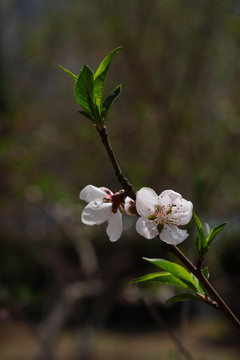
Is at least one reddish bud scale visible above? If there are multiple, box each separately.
[126,201,139,216]
[111,192,125,213]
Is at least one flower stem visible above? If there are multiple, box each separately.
[96,125,136,200]
[165,244,240,331]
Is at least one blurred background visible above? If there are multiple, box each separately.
[0,1,240,359]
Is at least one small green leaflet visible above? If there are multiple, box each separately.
[206,222,227,247]
[102,84,122,119]
[58,64,77,80]
[196,267,210,296]
[78,110,94,122]
[130,272,189,289]
[193,212,207,256]
[190,273,205,295]
[166,292,200,304]
[93,47,122,112]
[193,212,227,256]
[143,258,199,292]
[74,64,94,114]
[202,267,210,279]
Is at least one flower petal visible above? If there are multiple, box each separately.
[158,190,181,209]
[160,189,182,202]
[106,210,122,242]
[81,199,112,225]
[172,198,193,225]
[99,187,113,195]
[80,185,107,203]
[159,190,193,226]
[136,217,158,239]
[160,223,189,245]
[136,187,158,217]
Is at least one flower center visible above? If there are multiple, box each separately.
[148,203,176,226]
[103,190,125,214]
[111,193,123,212]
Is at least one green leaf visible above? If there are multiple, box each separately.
[191,273,205,295]
[58,64,77,80]
[93,47,122,112]
[130,272,189,289]
[166,292,200,304]
[196,235,202,256]
[74,64,94,114]
[202,267,210,279]
[195,267,210,296]
[102,84,122,119]
[206,222,227,247]
[78,110,95,122]
[143,258,199,292]
[190,266,210,298]
[193,212,207,255]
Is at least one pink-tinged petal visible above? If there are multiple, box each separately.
[136,217,158,239]
[99,187,113,195]
[136,187,158,217]
[106,210,122,242]
[80,185,107,203]
[160,224,189,245]
[81,199,112,225]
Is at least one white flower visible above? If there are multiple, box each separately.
[136,187,193,245]
[80,185,123,242]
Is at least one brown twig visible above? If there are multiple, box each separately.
[164,244,240,331]
[96,125,136,200]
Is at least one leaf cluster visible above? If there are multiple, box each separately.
[59,47,122,128]
[131,258,207,304]
[131,214,227,305]
[193,212,227,258]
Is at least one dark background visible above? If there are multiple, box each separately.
[0,1,240,359]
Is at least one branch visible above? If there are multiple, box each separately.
[164,244,240,331]
[96,125,136,200]
[95,122,240,332]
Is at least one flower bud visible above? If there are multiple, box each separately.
[124,197,139,216]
